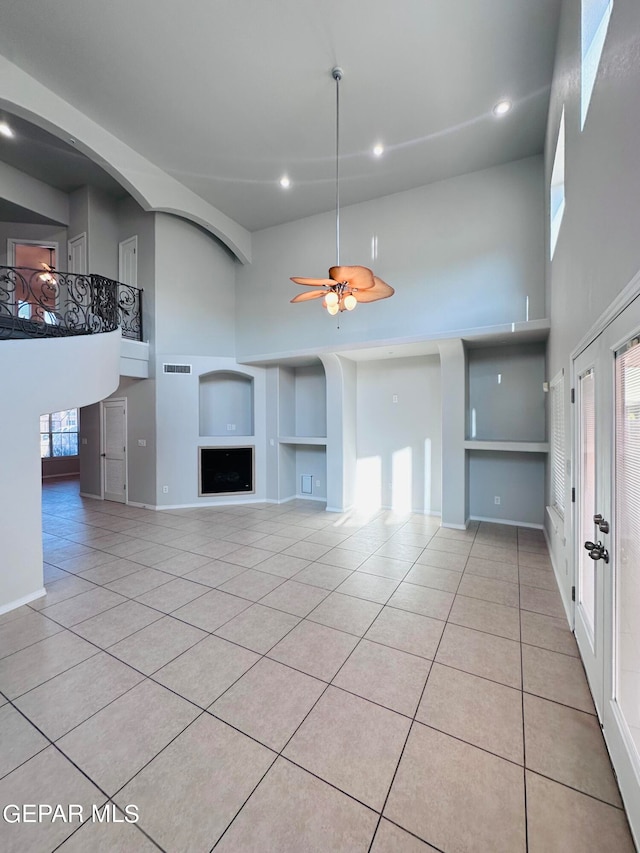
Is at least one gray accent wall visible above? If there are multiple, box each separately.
[468,451,545,525]
[87,187,119,279]
[467,344,546,441]
[79,402,101,497]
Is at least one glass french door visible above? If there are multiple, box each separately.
[573,294,640,833]
[574,348,605,716]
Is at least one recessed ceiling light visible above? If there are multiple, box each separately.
[0,122,14,138]
[279,175,291,189]
[373,143,384,157]
[493,100,512,117]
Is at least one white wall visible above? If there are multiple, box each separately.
[235,156,544,360]
[155,356,266,508]
[0,161,68,225]
[154,213,237,357]
[0,330,120,613]
[356,355,442,514]
[545,0,640,608]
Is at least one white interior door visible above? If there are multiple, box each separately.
[118,236,138,287]
[101,399,127,503]
[573,293,640,835]
[67,233,87,275]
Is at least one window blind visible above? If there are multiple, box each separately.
[615,338,640,749]
[550,372,565,516]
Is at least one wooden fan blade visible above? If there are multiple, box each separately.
[291,276,335,287]
[290,289,328,303]
[354,276,395,303]
[329,265,375,290]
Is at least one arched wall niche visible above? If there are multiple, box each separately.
[199,370,254,437]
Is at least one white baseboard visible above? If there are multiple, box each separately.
[442,521,468,530]
[0,587,46,616]
[150,496,268,511]
[42,472,80,480]
[469,515,544,529]
[544,525,574,627]
[80,492,102,501]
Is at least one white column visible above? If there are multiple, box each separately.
[438,339,467,528]
[320,353,356,512]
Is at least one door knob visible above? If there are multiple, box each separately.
[585,540,609,564]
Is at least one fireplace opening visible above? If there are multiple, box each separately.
[199,446,254,496]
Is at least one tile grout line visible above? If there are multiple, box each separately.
[518,527,531,853]
[365,520,480,851]
[31,488,587,850]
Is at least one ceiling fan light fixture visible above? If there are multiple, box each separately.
[289,67,394,316]
[343,294,357,311]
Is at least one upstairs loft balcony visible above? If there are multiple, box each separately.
[0,266,143,342]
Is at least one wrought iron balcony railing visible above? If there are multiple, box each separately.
[0,266,143,342]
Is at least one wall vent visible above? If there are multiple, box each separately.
[163,364,192,375]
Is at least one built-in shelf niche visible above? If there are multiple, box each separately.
[199,370,254,437]
[279,442,327,501]
[465,341,547,526]
[466,343,546,443]
[278,361,326,439]
[275,360,327,503]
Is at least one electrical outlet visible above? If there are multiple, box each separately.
[138,439,146,447]
[162,485,169,494]
[315,480,320,487]
[494,496,501,505]
[392,394,398,403]
[227,424,236,431]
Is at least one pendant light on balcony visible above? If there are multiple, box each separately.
[290,67,394,315]
[39,247,55,283]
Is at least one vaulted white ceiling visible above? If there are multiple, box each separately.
[0,0,561,232]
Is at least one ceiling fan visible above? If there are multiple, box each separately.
[290,68,394,316]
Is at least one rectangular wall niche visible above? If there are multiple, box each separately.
[199,446,254,495]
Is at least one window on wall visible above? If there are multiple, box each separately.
[549,108,566,260]
[581,0,613,129]
[550,371,566,516]
[40,409,79,458]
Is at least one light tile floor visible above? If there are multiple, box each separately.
[0,478,635,852]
